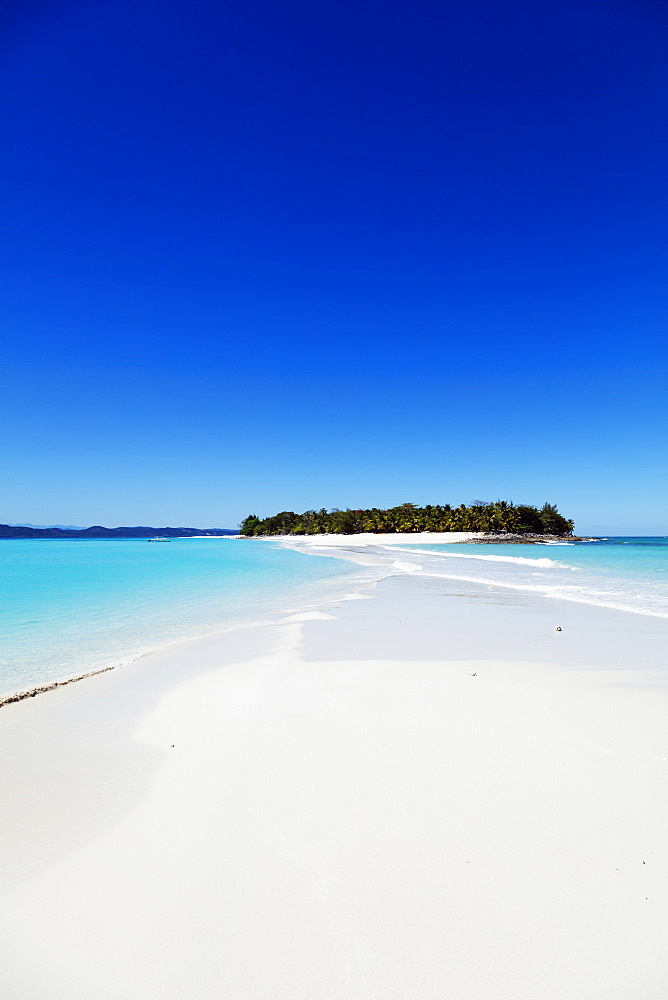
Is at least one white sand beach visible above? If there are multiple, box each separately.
[1,543,668,999]
[218,531,480,544]
[282,530,481,545]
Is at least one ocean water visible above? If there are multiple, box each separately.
[0,538,367,699]
[392,537,668,618]
[2,536,666,702]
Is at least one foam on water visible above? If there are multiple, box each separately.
[389,537,668,619]
[402,548,570,569]
[392,560,423,574]
[2,535,667,701]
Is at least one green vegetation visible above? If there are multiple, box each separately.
[240,501,574,536]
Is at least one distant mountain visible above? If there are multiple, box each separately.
[9,523,86,530]
[0,525,238,539]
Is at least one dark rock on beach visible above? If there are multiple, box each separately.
[462,533,597,544]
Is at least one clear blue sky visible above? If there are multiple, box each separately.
[1,0,666,534]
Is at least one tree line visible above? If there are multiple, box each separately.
[239,501,574,536]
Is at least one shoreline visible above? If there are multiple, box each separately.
[0,532,658,708]
[1,568,667,997]
[0,663,116,710]
[287,535,668,620]
[0,539,380,706]
[234,530,596,544]
[0,533,479,707]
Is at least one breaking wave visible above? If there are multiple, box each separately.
[378,540,668,619]
[401,548,574,570]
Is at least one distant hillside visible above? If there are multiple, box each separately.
[9,523,85,530]
[0,525,238,539]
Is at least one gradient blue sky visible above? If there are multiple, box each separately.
[1,0,666,533]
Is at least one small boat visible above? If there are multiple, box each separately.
[147,537,171,542]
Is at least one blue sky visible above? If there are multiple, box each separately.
[1,0,666,533]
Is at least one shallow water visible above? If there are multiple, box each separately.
[0,538,367,698]
[393,537,668,618]
[2,535,666,701]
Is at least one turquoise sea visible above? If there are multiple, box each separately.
[0,539,367,699]
[395,536,668,619]
[1,536,666,700]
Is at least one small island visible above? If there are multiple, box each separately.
[240,501,575,537]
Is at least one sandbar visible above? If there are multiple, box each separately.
[1,554,667,998]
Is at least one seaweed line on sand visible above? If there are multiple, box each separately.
[0,665,116,710]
